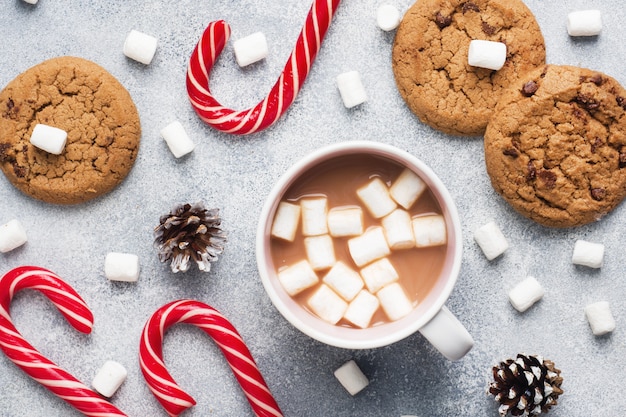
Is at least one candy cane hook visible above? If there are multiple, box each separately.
[186,0,342,135]
[139,299,283,417]
[0,266,127,417]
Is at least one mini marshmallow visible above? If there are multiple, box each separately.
[123,30,158,65]
[356,177,397,219]
[233,31,268,67]
[104,252,140,282]
[343,290,380,329]
[0,219,28,253]
[389,168,427,210]
[567,10,602,37]
[468,39,507,71]
[30,124,67,155]
[271,201,301,242]
[508,276,544,312]
[377,282,413,321]
[22,0,38,5]
[382,209,415,250]
[412,215,447,248]
[360,258,399,294]
[334,360,369,396]
[327,206,364,237]
[277,260,319,296]
[301,198,328,236]
[304,235,336,271]
[348,226,391,267]
[323,261,364,302]
[307,284,348,325]
[376,4,401,31]
[92,360,127,398]
[336,71,368,109]
[584,301,615,336]
[474,221,508,260]
[572,239,604,268]
[160,121,195,158]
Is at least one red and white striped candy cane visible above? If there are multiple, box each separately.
[186,0,342,134]
[0,266,127,417]
[139,299,283,417]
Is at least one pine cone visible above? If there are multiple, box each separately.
[488,354,563,417]
[154,202,226,273]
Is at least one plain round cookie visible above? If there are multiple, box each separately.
[392,0,546,136]
[0,56,140,204]
[484,65,626,228]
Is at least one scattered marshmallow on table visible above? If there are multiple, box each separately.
[0,219,28,253]
[390,168,427,210]
[412,215,446,248]
[160,120,195,158]
[307,284,348,325]
[233,32,268,67]
[271,201,301,242]
[584,301,615,336]
[567,10,602,36]
[348,226,391,267]
[104,252,140,282]
[304,235,336,271]
[336,71,368,109]
[572,239,604,268]
[360,258,399,294]
[343,290,380,329]
[357,177,397,218]
[300,197,328,236]
[277,260,319,296]
[508,276,544,312]
[92,360,128,398]
[468,39,507,71]
[21,0,38,5]
[323,261,364,302]
[30,124,67,155]
[327,206,364,237]
[333,360,369,396]
[377,282,413,321]
[123,29,158,65]
[382,209,415,250]
[376,4,401,31]
[474,221,508,260]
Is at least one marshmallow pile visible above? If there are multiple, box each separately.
[272,167,447,328]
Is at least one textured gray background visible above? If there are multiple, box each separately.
[0,0,624,416]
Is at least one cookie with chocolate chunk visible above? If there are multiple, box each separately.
[0,56,140,204]
[484,65,626,227]
[392,0,546,136]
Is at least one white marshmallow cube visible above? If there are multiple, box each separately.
[30,124,67,155]
[301,198,328,236]
[22,0,38,5]
[348,226,391,267]
[304,235,336,271]
[474,221,508,260]
[336,71,368,109]
[334,360,369,396]
[271,201,301,242]
[307,284,348,325]
[360,258,399,294]
[233,32,268,67]
[377,282,413,321]
[327,206,364,237]
[567,10,602,37]
[412,215,447,248]
[508,276,544,312]
[123,30,158,65]
[277,260,319,296]
[376,4,401,31]
[584,301,615,336]
[105,252,140,282]
[323,261,364,302]
[0,219,28,253]
[92,360,128,398]
[468,39,507,71]
[343,290,380,329]
[356,177,397,219]
[382,209,415,250]
[389,168,427,210]
[160,121,195,158]
[572,239,604,268]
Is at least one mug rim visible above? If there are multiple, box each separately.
[255,140,463,349]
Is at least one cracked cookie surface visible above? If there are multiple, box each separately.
[0,56,140,204]
[392,0,545,136]
[485,65,626,227]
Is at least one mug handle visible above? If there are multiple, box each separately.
[418,306,474,361]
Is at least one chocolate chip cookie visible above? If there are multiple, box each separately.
[0,56,141,204]
[392,0,546,136]
[484,65,626,227]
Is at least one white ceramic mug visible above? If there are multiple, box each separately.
[256,141,474,360]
